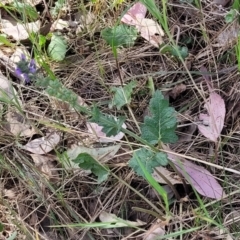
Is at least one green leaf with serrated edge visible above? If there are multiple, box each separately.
[48,33,67,61]
[129,148,168,177]
[73,153,109,183]
[141,90,178,144]
[90,106,126,137]
[101,25,137,48]
[110,81,137,110]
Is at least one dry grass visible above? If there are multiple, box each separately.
[0,0,240,239]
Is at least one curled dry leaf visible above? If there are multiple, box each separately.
[75,12,96,34]
[1,18,40,41]
[87,122,126,143]
[166,148,225,200]
[0,72,22,106]
[5,111,36,137]
[198,92,225,142]
[10,47,31,63]
[121,2,147,24]
[144,222,166,240]
[209,226,234,240]
[121,2,164,47]
[23,132,61,154]
[136,18,164,47]
[51,95,87,121]
[3,189,16,199]
[30,154,58,181]
[213,22,240,47]
[213,0,231,7]
[152,166,182,185]
[169,83,187,99]
[65,144,121,169]
[51,19,69,31]
[99,211,146,228]
[174,123,197,144]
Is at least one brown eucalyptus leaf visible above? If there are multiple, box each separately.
[121,2,164,47]
[87,122,126,143]
[166,149,225,200]
[198,92,225,142]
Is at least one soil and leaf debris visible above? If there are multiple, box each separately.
[0,0,240,239]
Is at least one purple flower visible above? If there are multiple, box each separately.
[29,59,37,74]
[23,73,30,83]
[20,54,26,61]
[15,67,22,77]
[15,55,38,84]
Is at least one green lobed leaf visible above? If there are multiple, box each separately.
[101,25,137,48]
[141,90,178,144]
[73,153,109,183]
[48,33,67,61]
[90,106,126,137]
[110,81,137,110]
[129,148,168,177]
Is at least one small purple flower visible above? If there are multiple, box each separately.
[15,67,22,77]
[15,54,38,84]
[23,73,30,83]
[29,59,37,74]
[20,54,26,61]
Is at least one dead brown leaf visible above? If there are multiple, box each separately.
[152,166,182,185]
[213,22,240,47]
[198,92,225,142]
[169,84,187,99]
[213,0,231,6]
[3,189,16,199]
[5,111,36,137]
[23,132,61,154]
[30,154,58,181]
[51,95,87,122]
[144,221,167,240]
[176,123,197,143]
[0,72,21,106]
[1,17,40,41]
[121,2,164,47]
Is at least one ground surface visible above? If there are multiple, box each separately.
[0,0,240,239]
